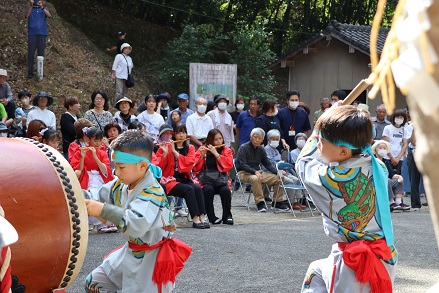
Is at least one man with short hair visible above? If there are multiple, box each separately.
[372,104,391,140]
[207,95,234,147]
[277,90,311,149]
[106,31,127,54]
[330,89,346,103]
[0,70,13,103]
[236,128,289,213]
[25,0,51,79]
[313,97,330,125]
[236,97,259,145]
[167,93,194,126]
[186,97,214,148]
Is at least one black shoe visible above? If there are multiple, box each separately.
[274,202,290,212]
[422,202,429,207]
[27,74,33,79]
[223,217,234,225]
[192,222,205,229]
[256,202,267,212]
[211,217,222,225]
[203,222,211,229]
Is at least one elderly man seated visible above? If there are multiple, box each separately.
[236,127,289,212]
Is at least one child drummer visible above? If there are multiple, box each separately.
[296,105,396,293]
[84,130,192,292]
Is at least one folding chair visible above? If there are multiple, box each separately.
[275,161,314,216]
[168,196,191,222]
[233,158,252,210]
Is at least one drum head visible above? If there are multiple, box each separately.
[0,138,88,292]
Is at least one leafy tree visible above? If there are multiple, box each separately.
[152,24,277,101]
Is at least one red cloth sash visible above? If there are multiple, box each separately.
[129,238,192,293]
[0,247,12,293]
[338,239,392,293]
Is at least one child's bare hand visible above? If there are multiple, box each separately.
[85,199,104,218]
[80,147,89,157]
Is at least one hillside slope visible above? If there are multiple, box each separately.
[0,0,177,117]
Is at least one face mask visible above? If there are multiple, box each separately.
[236,104,244,110]
[296,140,306,149]
[218,102,227,111]
[269,140,279,148]
[377,149,388,157]
[289,101,299,109]
[197,105,207,114]
[160,133,172,142]
[394,118,404,126]
[273,109,278,116]
[21,98,30,106]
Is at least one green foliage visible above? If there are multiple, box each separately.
[152,24,277,101]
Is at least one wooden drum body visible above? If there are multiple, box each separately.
[0,138,88,292]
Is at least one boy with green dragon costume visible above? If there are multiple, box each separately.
[296,106,396,293]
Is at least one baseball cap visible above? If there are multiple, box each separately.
[117,31,125,36]
[0,69,7,76]
[177,93,189,100]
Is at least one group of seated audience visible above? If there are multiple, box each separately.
[1,85,426,232]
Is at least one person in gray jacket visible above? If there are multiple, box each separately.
[236,127,289,213]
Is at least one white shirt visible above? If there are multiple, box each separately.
[137,111,164,140]
[207,109,234,147]
[27,107,56,129]
[112,54,133,79]
[186,112,214,139]
[382,124,411,159]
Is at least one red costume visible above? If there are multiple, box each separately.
[68,140,107,163]
[70,146,113,189]
[152,144,195,193]
[193,146,234,189]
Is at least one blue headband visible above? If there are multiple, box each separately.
[320,132,394,246]
[112,150,162,179]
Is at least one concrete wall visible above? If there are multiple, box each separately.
[287,38,407,119]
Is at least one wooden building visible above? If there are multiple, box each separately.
[271,20,407,116]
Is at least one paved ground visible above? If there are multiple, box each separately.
[68,192,438,292]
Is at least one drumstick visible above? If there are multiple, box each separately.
[341,79,371,105]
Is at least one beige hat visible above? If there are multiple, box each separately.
[371,139,391,155]
[0,69,7,76]
[115,97,133,110]
[120,43,132,51]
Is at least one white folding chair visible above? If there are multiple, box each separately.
[275,161,314,216]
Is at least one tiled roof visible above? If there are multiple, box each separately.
[324,20,389,55]
[271,20,390,68]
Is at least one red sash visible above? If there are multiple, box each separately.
[129,238,192,293]
[338,239,392,293]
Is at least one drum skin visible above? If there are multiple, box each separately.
[0,138,88,292]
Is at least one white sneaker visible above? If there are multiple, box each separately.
[175,209,188,217]
[98,225,118,233]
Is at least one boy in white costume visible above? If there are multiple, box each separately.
[84,130,192,293]
[296,106,397,293]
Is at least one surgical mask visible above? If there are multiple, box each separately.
[394,118,404,126]
[218,102,227,111]
[296,140,306,149]
[236,104,244,110]
[289,101,299,109]
[273,109,278,116]
[21,98,30,106]
[377,149,388,157]
[269,140,279,148]
[197,105,207,114]
[160,133,172,142]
